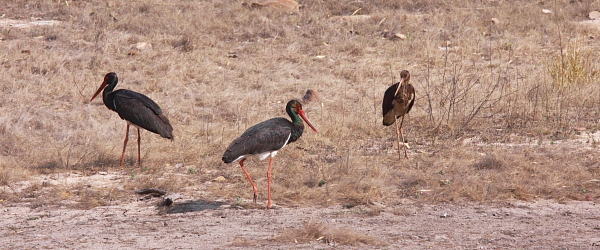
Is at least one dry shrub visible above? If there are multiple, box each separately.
[0,164,27,188]
[279,220,381,246]
[473,155,505,171]
[124,174,185,193]
[547,41,599,90]
[69,184,111,209]
[15,181,123,209]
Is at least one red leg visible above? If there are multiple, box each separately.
[398,115,409,159]
[137,127,141,165]
[239,159,258,204]
[394,116,403,160]
[120,124,130,167]
[267,157,273,209]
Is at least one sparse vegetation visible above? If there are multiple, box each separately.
[279,220,381,246]
[0,0,599,223]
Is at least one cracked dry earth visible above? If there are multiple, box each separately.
[2,197,600,249]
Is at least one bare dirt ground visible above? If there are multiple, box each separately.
[2,191,600,249]
[3,126,600,249]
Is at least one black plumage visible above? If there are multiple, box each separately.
[222,100,318,209]
[222,117,302,163]
[106,89,173,139]
[90,72,173,166]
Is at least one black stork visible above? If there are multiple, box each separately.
[222,100,318,209]
[382,70,415,159]
[90,72,174,167]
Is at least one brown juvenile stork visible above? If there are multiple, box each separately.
[90,72,174,166]
[382,70,415,159]
[222,100,318,209]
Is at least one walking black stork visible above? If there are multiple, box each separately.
[90,72,174,167]
[382,70,415,159]
[222,100,318,209]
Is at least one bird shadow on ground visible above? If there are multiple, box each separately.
[165,200,227,214]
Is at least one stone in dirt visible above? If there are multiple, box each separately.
[242,0,301,14]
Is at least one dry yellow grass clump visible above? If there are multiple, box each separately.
[1,0,600,210]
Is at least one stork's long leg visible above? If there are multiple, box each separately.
[398,115,409,159]
[137,128,141,165]
[267,157,273,209]
[394,116,403,160]
[239,159,258,203]
[120,124,130,167]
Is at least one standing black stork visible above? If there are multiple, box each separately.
[222,100,318,209]
[90,72,174,167]
[382,70,415,159]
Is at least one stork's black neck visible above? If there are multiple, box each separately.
[103,78,118,96]
[102,77,119,110]
[286,106,302,126]
[285,100,305,143]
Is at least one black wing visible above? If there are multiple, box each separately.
[222,118,293,163]
[382,82,399,117]
[111,89,174,139]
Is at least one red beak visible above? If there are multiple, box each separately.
[90,80,108,102]
[298,109,318,133]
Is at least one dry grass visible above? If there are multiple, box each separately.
[1,0,600,213]
[278,220,382,246]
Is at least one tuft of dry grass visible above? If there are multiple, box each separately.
[278,220,382,246]
[547,40,599,90]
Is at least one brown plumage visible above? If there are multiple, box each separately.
[302,89,320,104]
[382,70,415,159]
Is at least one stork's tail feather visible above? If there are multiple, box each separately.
[155,114,174,140]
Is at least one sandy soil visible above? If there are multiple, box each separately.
[2,196,600,249]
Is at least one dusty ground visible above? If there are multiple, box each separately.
[2,126,600,249]
[2,193,600,249]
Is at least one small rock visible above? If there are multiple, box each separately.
[435,235,449,240]
[394,33,407,40]
[542,9,552,14]
[98,171,108,175]
[243,0,301,14]
[135,42,152,50]
[46,180,61,186]
[381,30,406,40]
[160,193,181,207]
[491,18,500,24]
[440,213,451,218]
[213,176,227,182]
[174,163,184,168]
[590,11,600,20]
[329,15,372,23]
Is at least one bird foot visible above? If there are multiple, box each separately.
[266,203,280,209]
